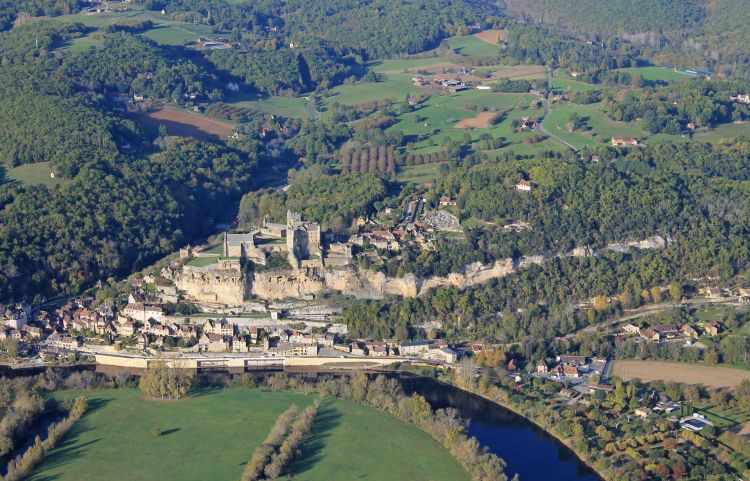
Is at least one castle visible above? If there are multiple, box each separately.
[222,211,349,270]
[285,211,323,268]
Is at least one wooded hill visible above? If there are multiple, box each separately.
[500,0,750,80]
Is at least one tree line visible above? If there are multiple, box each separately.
[262,373,510,481]
[138,362,195,399]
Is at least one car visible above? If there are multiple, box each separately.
[339,355,346,359]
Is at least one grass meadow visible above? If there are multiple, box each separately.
[28,388,470,481]
[5,162,68,188]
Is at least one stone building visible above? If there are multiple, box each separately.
[286,211,323,269]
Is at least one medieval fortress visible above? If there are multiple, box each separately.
[223,211,352,269]
[173,205,670,307]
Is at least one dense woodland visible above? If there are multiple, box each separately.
[606,79,750,133]
[0,22,264,302]
[340,138,750,345]
[238,166,385,232]
[501,0,750,81]
[0,0,84,30]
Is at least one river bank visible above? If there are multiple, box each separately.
[390,370,605,481]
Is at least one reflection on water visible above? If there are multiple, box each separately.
[399,376,602,481]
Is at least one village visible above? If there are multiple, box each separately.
[0,291,463,368]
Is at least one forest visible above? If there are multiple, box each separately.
[238,166,386,232]
[0,22,267,302]
[606,79,750,133]
[500,0,750,81]
[0,138,260,301]
[0,0,84,31]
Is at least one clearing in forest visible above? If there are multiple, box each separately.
[473,29,506,45]
[137,106,235,140]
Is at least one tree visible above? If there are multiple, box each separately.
[669,283,682,302]
[650,286,662,303]
[593,295,608,312]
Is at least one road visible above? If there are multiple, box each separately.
[559,296,742,341]
[538,69,579,152]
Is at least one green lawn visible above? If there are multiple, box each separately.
[693,122,750,143]
[691,303,747,322]
[322,75,420,109]
[29,388,470,481]
[695,404,750,428]
[186,256,220,267]
[552,77,597,92]
[545,102,649,149]
[445,35,501,58]
[56,34,104,52]
[369,58,452,74]
[399,162,447,184]
[200,244,224,255]
[6,162,68,188]
[47,7,219,46]
[290,397,469,481]
[388,90,541,151]
[615,66,692,84]
[224,92,310,118]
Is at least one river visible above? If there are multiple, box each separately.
[0,365,601,480]
[398,375,601,481]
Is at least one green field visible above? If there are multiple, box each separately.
[545,102,649,149]
[399,162,448,184]
[615,66,692,84]
[445,35,501,58]
[694,122,750,143]
[225,92,310,118]
[695,404,750,428]
[29,388,469,481]
[56,34,104,52]
[323,75,420,109]
[5,162,68,188]
[552,77,597,92]
[200,244,224,255]
[389,90,543,150]
[48,7,219,47]
[369,58,452,74]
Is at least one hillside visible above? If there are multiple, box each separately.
[500,0,750,79]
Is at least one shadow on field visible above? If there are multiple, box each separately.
[24,398,112,479]
[286,403,342,476]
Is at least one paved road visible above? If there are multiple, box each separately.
[538,69,579,152]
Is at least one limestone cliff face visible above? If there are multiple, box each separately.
[176,236,669,305]
[175,266,245,305]
[250,270,327,300]
[247,259,515,301]
[417,259,515,294]
[249,267,418,300]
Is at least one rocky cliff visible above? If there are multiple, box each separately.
[175,265,246,305]
[175,235,670,305]
[249,258,516,301]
